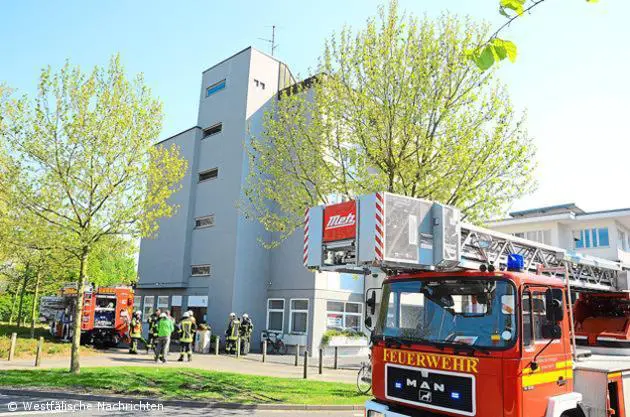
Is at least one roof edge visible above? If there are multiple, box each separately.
[154,126,202,146]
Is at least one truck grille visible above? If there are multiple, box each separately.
[385,364,475,416]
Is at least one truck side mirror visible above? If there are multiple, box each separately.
[366,290,377,316]
[364,316,373,329]
[545,288,564,323]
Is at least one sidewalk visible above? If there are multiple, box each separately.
[0,348,359,384]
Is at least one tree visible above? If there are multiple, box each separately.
[0,55,188,373]
[470,0,599,70]
[243,2,536,246]
[85,236,137,287]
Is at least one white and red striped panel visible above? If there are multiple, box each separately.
[375,192,384,260]
[303,207,310,266]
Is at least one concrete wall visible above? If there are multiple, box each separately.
[137,127,201,289]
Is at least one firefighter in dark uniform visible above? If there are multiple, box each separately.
[129,311,145,354]
[177,311,197,362]
[225,312,240,354]
[239,313,254,355]
[147,308,161,353]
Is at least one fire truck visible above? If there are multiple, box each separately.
[40,284,134,347]
[304,192,630,417]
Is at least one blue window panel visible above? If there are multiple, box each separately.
[206,80,226,97]
[584,229,591,248]
[598,228,609,247]
[576,230,584,249]
[592,229,598,247]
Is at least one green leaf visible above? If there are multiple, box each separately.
[472,45,495,71]
[498,7,511,18]
[500,0,526,15]
[501,39,517,63]
[490,38,517,63]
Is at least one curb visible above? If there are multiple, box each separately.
[0,388,366,411]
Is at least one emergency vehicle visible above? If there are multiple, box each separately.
[40,284,134,347]
[304,192,630,417]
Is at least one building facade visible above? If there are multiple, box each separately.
[486,203,630,263]
[137,47,374,355]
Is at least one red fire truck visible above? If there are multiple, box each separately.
[41,284,134,347]
[304,192,630,417]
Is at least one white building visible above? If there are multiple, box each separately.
[486,203,630,264]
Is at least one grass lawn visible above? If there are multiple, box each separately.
[0,367,370,405]
[0,323,98,359]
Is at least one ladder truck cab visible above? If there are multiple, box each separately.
[304,193,630,417]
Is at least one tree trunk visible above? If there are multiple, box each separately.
[30,271,41,339]
[70,249,89,375]
[8,285,18,325]
[16,267,30,328]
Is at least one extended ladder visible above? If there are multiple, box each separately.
[459,224,623,291]
[304,192,628,292]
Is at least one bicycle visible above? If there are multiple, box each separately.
[260,330,288,355]
[357,353,372,394]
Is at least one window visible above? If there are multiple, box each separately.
[157,296,169,311]
[191,264,211,276]
[133,296,142,311]
[326,301,363,332]
[206,79,226,97]
[522,292,533,346]
[198,168,218,182]
[618,229,628,251]
[522,290,553,345]
[575,228,610,248]
[203,123,222,138]
[513,231,551,244]
[290,299,309,334]
[195,214,215,229]
[142,296,155,322]
[266,299,284,332]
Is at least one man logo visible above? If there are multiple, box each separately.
[419,390,432,403]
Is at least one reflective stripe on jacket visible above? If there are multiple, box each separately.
[179,318,196,343]
[130,317,142,338]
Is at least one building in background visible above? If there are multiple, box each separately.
[486,203,630,263]
[137,47,375,356]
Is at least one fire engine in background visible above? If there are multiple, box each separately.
[39,284,134,347]
[304,192,630,417]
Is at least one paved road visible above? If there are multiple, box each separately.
[0,394,362,417]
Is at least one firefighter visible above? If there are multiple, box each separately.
[187,310,197,326]
[147,308,161,353]
[225,313,240,354]
[154,312,174,363]
[177,311,197,362]
[239,313,254,355]
[128,311,145,354]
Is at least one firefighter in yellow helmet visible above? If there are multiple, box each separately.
[129,311,145,354]
[225,312,240,354]
[177,311,197,362]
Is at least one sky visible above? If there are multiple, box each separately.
[1,0,628,214]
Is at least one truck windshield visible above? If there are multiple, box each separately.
[374,278,517,349]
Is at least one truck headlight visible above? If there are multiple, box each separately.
[367,411,385,417]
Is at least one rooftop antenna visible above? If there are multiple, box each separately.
[258,25,279,56]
